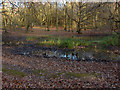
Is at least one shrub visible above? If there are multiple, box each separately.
[100,35,120,47]
[59,39,75,49]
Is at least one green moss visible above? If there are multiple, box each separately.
[2,68,26,77]
[26,36,38,41]
[50,74,58,79]
[48,72,64,79]
[57,72,63,75]
[66,72,99,78]
[32,69,46,76]
[33,71,42,76]
[41,69,46,73]
[33,70,40,74]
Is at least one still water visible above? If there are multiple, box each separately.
[19,47,120,62]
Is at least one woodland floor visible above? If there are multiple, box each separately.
[2,28,120,88]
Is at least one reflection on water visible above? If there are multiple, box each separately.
[20,47,120,62]
[59,53,78,60]
[55,50,119,61]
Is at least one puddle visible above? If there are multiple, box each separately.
[44,48,120,62]
[13,45,120,62]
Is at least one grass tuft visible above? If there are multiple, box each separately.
[2,68,26,77]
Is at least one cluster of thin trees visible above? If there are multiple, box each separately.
[2,1,120,34]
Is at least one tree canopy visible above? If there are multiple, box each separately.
[1,1,120,33]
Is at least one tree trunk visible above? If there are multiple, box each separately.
[77,21,82,34]
[64,3,67,31]
[118,2,120,32]
[50,3,52,27]
[26,24,30,33]
[56,2,58,31]
[71,2,73,32]
[47,3,50,31]
[77,2,82,34]
[2,1,7,32]
[68,18,70,32]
